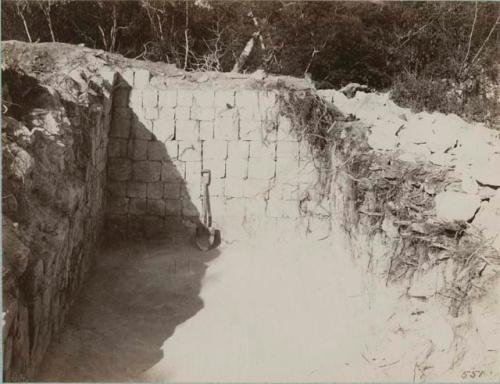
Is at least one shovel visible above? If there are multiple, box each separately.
[195,169,221,251]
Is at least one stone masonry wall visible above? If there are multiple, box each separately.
[105,69,325,238]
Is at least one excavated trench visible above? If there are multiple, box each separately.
[3,42,500,382]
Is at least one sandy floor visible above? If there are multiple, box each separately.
[36,235,499,382]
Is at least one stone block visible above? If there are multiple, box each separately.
[165,199,182,216]
[247,158,275,179]
[277,141,299,159]
[225,158,248,179]
[110,117,130,138]
[133,161,161,182]
[228,141,249,159]
[159,90,177,107]
[142,89,158,108]
[244,198,267,218]
[185,161,202,185]
[276,158,299,182]
[106,214,128,232]
[161,161,185,181]
[165,141,178,159]
[127,182,147,198]
[150,75,168,90]
[106,197,129,215]
[184,182,202,200]
[215,89,235,107]
[191,106,215,121]
[148,141,168,161]
[176,120,199,141]
[177,90,193,107]
[216,106,238,119]
[107,181,127,197]
[108,138,128,158]
[178,141,201,162]
[203,140,227,160]
[129,197,148,215]
[182,198,200,218]
[239,107,260,120]
[239,120,262,140]
[164,183,181,199]
[153,118,175,142]
[175,106,191,120]
[144,107,159,120]
[244,178,271,199]
[199,121,214,140]
[259,91,278,114]
[147,182,164,199]
[129,89,142,108]
[113,107,132,120]
[159,107,176,121]
[144,215,165,237]
[128,139,148,160]
[108,158,132,181]
[281,182,299,200]
[262,120,278,142]
[214,117,238,140]
[131,118,153,140]
[225,178,245,198]
[121,68,134,85]
[193,89,215,107]
[249,141,276,160]
[299,140,310,161]
[203,159,226,179]
[134,69,150,89]
[128,214,145,234]
[225,197,246,216]
[114,87,129,107]
[147,199,166,216]
[208,178,225,197]
[235,90,259,107]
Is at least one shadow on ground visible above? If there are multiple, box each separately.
[35,238,220,382]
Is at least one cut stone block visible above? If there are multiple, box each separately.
[239,120,262,140]
[175,106,190,121]
[165,141,178,159]
[129,89,142,108]
[216,106,238,119]
[214,117,238,140]
[208,178,225,197]
[244,198,267,218]
[228,141,249,159]
[108,158,132,181]
[110,117,130,138]
[113,107,132,120]
[127,182,147,198]
[114,87,129,107]
[238,107,260,120]
[121,68,134,85]
[129,197,148,215]
[215,89,235,107]
[131,118,153,140]
[262,120,278,142]
[150,75,168,90]
[159,90,177,107]
[277,141,299,159]
[185,161,202,185]
[164,183,181,199]
[247,158,275,179]
[191,106,215,121]
[277,115,298,141]
[133,161,161,182]
[193,89,215,107]
[225,197,246,216]
[203,140,227,160]
[107,196,130,215]
[165,199,182,216]
[177,90,193,107]
[153,118,175,142]
[142,89,158,107]
[108,138,128,158]
[147,199,166,216]
[225,178,245,198]
[144,107,159,120]
[134,69,150,89]
[178,141,201,162]
[235,90,259,107]
[203,159,226,179]
[225,158,248,179]
[159,107,175,121]
[128,139,148,160]
[199,121,214,140]
[176,120,199,141]
[161,161,185,181]
[144,215,165,237]
[147,141,168,161]
[107,181,127,197]
[298,160,317,184]
[147,182,164,199]
[244,178,271,199]
[249,141,276,160]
